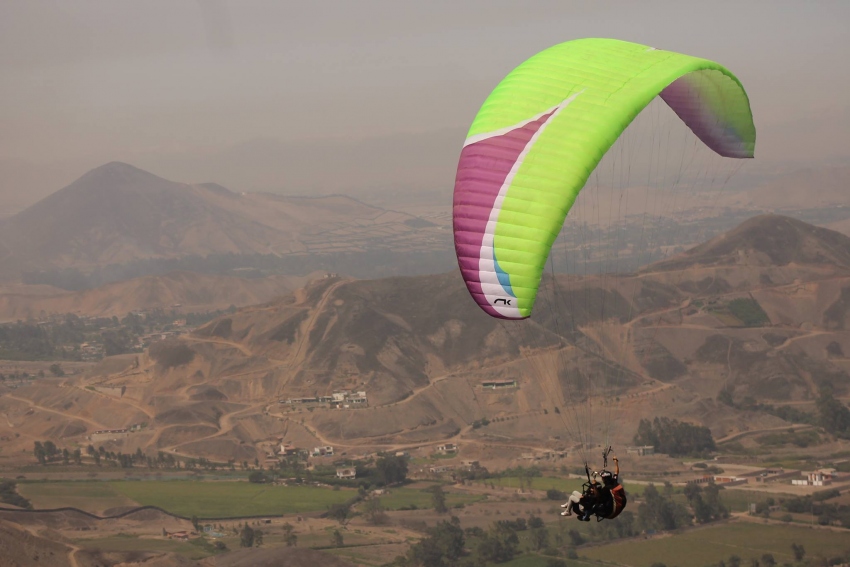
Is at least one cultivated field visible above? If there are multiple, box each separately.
[17,481,139,515]
[582,522,849,566]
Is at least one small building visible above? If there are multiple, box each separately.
[436,443,458,454]
[336,467,356,479]
[461,460,480,470]
[626,445,655,456]
[311,446,334,457]
[792,471,833,486]
[481,380,517,389]
[714,475,747,485]
[280,443,299,456]
[165,530,189,541]
[89,429,130,443]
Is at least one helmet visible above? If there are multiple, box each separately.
[600,471,614,482]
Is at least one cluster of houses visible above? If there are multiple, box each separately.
[791,469,839,487]
[626,445,655,456]
[75,342,104,359]
[88,423,144,444]
[520,450,566,461]
[281,390,368,409]
[136,328,186,349]
[686,466,846,488]
[428,460,480,474]
[263,440,338,465]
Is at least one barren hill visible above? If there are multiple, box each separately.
[2,215,850,464]
[0,162,446,281]
[0,270,323,321]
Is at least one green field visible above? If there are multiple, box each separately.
[481,476,655,498]
[110,481,355,518]
[717,489,777,513]
[378,487,485,511]
[481,476,585,493]
[501,555,597,567]
[18,480,486,519]
[582,521,849,566]
[18,481,138,514]
[75,534,213,560]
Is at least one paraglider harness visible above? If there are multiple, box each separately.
[580,447,627,521]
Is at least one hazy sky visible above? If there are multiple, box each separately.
[2,1,849,210]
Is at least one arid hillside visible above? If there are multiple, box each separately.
[2,215,849,465]
[0,270,323,321]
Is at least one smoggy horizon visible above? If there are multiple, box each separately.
[2,1,848,211]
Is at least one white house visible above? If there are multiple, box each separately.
[336,467,356,479]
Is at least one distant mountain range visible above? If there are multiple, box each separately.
[3,161,849,290]
[0,162,454,286]
[3,214,848,464]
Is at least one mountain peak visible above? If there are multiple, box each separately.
[75,162,172,187]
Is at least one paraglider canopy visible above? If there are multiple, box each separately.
[453,38,756,320]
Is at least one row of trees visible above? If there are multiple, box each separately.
[32,441,255,471]
[701,541,809,567]
[633,417,716,457]
[33,441,82,466]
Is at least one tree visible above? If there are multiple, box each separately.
[332,529,344,547]
[816,388,850,438]
[478,522,519,564]
[546,488,567,501]
[248,471,267,483]
[633,417,715,457]
[48,363,65,377]
[254,529,264,547]
[530,527,548,551]
[637,483,692,532]
[327,503,351,526]
[33,442,46,465]
[568,529,585,546]
[527,515,544,529]
[376,455,408,485]
[430,485,448,514]
[790,543,805,561]
[282,522,297,546]
[409,518,465,567]
[240,524,254,548]
[72,448,82,465]
[44,441,57,459]
[363,497,389,525]
[191,516,200,532]
[727,555,741,567]
[760,553,775,567]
